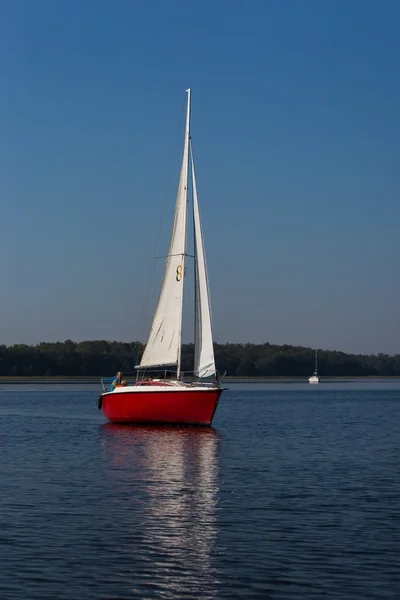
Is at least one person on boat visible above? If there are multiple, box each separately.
[111,371,122,391]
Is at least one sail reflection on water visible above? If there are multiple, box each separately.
[99,425,220,595]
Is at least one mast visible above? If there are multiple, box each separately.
[315,349,318,375]
[177,88,191,380]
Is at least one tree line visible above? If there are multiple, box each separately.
[0,340,399,377]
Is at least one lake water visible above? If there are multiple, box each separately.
[0,381,399,599]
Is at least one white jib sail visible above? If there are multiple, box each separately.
[191,143,216,378]
[139,90,191,370]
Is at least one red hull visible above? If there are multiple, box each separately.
[100,388,223,426]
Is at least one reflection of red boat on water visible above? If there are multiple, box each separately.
[100,421,219,453]
[99,423,220,593]
[99,422,219,470]
[98,89,225,426]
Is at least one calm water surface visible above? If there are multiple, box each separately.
[0,382,399,599]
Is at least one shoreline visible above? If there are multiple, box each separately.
[0,375,399,385]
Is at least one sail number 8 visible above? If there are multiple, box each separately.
[176,265,183,281]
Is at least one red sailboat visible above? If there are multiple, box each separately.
[99,89,224,425]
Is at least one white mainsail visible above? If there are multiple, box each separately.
[191,144,216,378]
[138,89,191,371]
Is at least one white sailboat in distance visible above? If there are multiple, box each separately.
[309,349,320,384]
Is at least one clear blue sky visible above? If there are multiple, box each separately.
[1,0,399,354]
